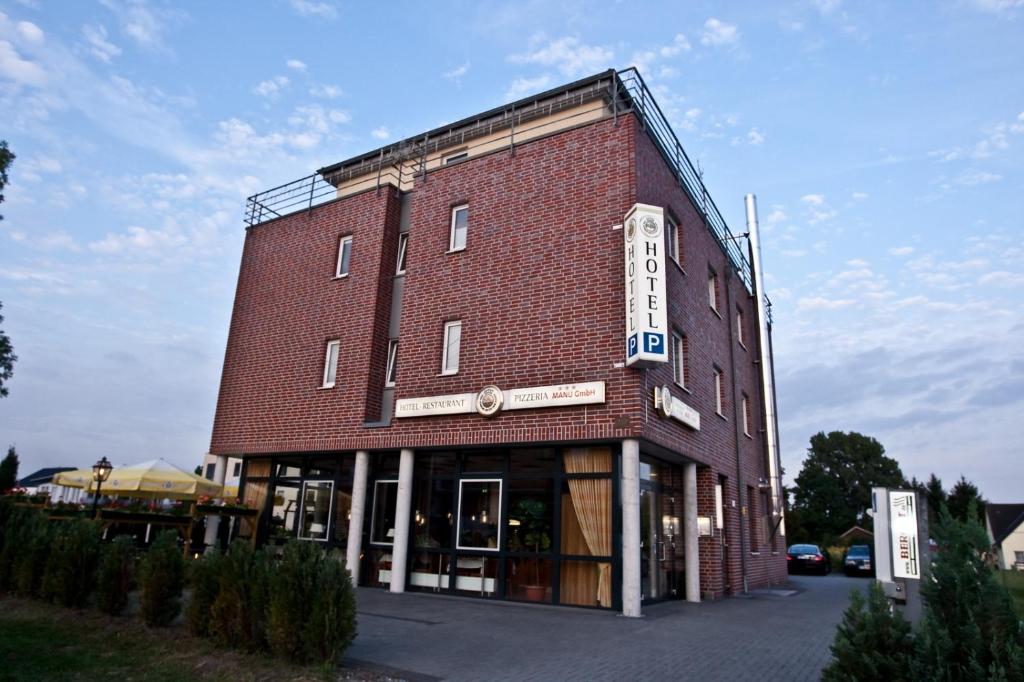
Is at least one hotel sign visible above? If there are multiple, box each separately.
[624,203,668,367]
[654,384,700,431]
[395,381,605,419]
[888,491,921,580]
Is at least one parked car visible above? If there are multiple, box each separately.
[787,544,831,575]
[843,544,874,577]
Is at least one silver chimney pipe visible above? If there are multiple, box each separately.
[745,194,785,538]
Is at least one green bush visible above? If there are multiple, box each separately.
[209,541,271,651]
[822,582,914,681]
[41,519,102,608]
[0,502,30,591]
[138,530,184,627]
[97,536,135,616]
[267,542,356,664]
[186,549,224,637]
[11,513,53,598]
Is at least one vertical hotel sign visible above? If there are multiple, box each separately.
[888,491,921,580]
[624,203,668,366]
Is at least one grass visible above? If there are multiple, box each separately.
[0,596,390,682]
[1001,570,1024,617]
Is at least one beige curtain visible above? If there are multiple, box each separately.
[564,448,612,607]
[240,459,271,539]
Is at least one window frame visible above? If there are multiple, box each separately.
[707,268,720,313]
[714,366,725,417]
[742,392,752,437]
[736,306,747,349]
[441,320,462,375]
[666,215,681,267]
[455,478,503,552]
[322,339,341,388]
[444,150,469,165]
[395,233,408,275]
[385,338,399,387]
[449,204,468,253]
[335,235,353,278]
[672,332,689,389]
[369,479,400,546]
[297,479,334,542]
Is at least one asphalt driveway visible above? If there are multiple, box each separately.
[345,573,869,681]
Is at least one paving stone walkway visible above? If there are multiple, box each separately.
[345,573,868,681]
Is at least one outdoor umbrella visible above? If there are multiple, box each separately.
[52,459,222,500]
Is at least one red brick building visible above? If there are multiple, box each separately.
[209,69,787,615]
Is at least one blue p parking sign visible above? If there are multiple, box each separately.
[643,332,665,355]
[627,334,638,359]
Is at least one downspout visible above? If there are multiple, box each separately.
[745,195,785,540]
[725,268,749,594]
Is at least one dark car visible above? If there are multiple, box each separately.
[787,544,831,575]
[843,544,874,577]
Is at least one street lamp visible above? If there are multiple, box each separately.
[91,456,113,518]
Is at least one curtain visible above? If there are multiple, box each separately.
[240,459,271,539]
[564,448,612,607]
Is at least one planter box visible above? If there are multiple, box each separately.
[99,509,191,525]
[196,505,258,517]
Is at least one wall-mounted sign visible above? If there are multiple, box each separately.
[624,203,668,367]
[395,382,605,419]
[888,491,920,580]
[654,385,700,431]
[698,516,713,537]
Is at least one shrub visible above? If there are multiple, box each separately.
[822,582,914,681]
[97,536,135,616]
[306,550,357,664]
[186,549,224,637]
[209,541,271,651]
[138,530,184,627]
[0,502,31,591]
[41,518,102,607]
[11,512,53,598]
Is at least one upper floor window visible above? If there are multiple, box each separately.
[232,461,242,477]
[736,306,746,348]
[742,392,752,436]
[322,339,341,388]
[714,366,725,416]
[667,216,681,267]
[708,269,720,313]
[385,339,399,387]
[204,463,215,480]
[441,320,462,375]
[335,236,353,278]
[450,205,468,252]
[444,150,468,165]
[672,332,689,388]
[396,233,408,275]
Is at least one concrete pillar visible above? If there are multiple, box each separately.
[683,462,700,603]
[346,450,370,584]
[621,439,642,617]
[203,455,229,549]
[389,448,415,594]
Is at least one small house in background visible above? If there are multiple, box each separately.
[986,503,1024,570]
[837,525,874,546]
[17,466,83,503]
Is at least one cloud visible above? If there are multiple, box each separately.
[508,34,613,77]
[796,296,855,311]
[812,0,843,14]
[972,0,1024,12]
[370,126,389,140]
[889,246,915,256]
[285,58,306,72]
[746,127,765,145]
[851,191,868,200]
[0,40,46,86]
[17,20,43,43]
[443,61,470,85]
[504,75,552,101]
[99,0,185,53]
[253,75,289,97]
[978,271,1024,287]
[288,0,338,19]
[82,24,122,63]
[952,169,1002,186]
[629,33,690,76]
[309,83,343,99]
[700,18,739,47]
[800,194,825,205]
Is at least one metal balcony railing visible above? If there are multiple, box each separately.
[244,173,336,227]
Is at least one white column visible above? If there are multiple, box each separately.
[684,462,700,603]
[203,455,229,549]
[389,448,415,594]
[621,439,642,617]
[346,451,370,584]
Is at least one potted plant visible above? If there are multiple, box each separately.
[511,499,550,601]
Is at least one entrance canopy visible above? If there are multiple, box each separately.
[52,459,222,500]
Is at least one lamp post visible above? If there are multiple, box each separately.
[91,456,113,519]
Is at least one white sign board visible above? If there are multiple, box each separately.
[654,385,700,431]
[395,382,606,418]
[506,382,605,410]
[624,203,668,367]
[889,491,921,580]
[394,393,475,418]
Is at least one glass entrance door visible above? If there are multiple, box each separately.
[640,461,684,603]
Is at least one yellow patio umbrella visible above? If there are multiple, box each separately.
[53,459,223,501]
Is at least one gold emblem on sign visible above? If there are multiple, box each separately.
[475,385,504,417]
[626,218,637,241]
[641,215,660,237]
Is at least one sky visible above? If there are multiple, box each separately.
[0,0,1022,501]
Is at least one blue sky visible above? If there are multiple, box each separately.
[1,0,1022,501]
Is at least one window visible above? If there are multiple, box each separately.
[370,480,399,545]
[232,461,242,478]
[322,340,340,388]
[672,332,689,388]
[441,320,462,375]
[385,339,399,387]
[449,204,468,252]
[708,269,720,312]
[204,463,215,480]
[736,306,746,348]
[748,486,759,553]
[714,366,725,416]
[396,233,408,275]
[666,216,681,266]
[444,150,468,165]
[1015,551,1024,565]
[457,479,502,551]
[335,235,353,278]
[742,393,752,436]
[298,480,333,542]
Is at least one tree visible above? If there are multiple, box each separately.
[945,475,986,525]
[0,142,16,397]
[822,582,915,681]
[0,140,13,220]
[791,431,905,542]
[924,474,947,528]
[0,446,18,491]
